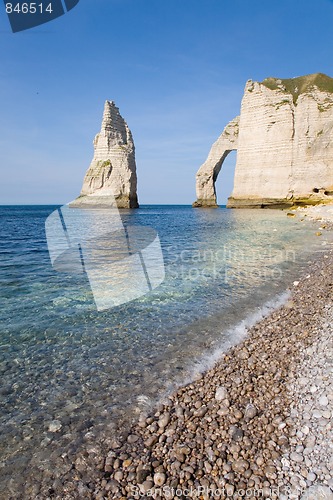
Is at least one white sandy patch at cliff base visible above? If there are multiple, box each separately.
[296,204,333,222]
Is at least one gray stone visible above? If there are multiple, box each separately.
[158,413,170,429]
[48,420,62,433]
[300,484,333,500]
[215,386,228,401]
[307,472,317,482]
[290,452,304,463]
[139,480,154,494]
[153,472,166,486]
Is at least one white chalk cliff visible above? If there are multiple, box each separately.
[71,101,139,208]
[194,73,333,208]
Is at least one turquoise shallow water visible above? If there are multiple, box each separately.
[0,205,332,493]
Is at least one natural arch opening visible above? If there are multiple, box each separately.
[213,149,237,206]
[192,115,239,208]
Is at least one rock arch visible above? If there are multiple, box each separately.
[192,116,239,207]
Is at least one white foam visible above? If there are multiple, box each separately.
[150,290,291,409]
[186,290,290,379]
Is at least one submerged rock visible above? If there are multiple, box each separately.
[48,420,62,433]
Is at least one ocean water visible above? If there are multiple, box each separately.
[0,204,332,495]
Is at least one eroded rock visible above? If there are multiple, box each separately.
[71,100,139,208]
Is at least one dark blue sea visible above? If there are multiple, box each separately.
[0,205,331,496]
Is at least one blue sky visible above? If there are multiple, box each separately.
[1,0,333,204]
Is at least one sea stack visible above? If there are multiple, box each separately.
[193,73,333,208]
[71,101,139,208]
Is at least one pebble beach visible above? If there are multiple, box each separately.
[4,208,332,500]
[40,210,332,500]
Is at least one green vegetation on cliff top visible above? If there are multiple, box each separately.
[261,73,333,103]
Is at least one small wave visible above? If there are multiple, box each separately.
[187,290,290,376]
[155,290,290,407]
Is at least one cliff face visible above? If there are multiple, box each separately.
[194,73,333,208]
[71,101,139,208]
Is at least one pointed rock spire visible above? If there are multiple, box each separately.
[71,100,139,208]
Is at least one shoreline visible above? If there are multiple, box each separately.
[76,223,333,499]
[11,206,332,500]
